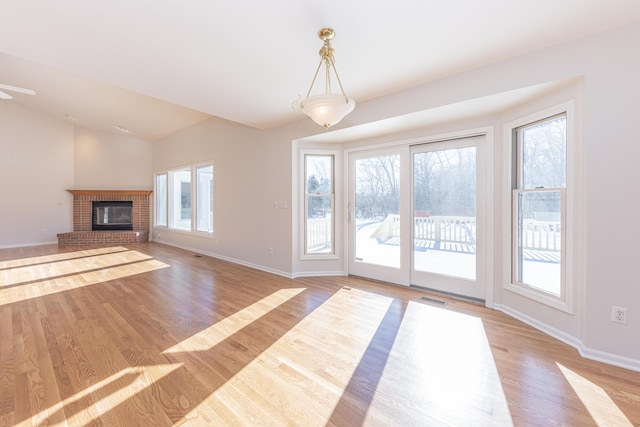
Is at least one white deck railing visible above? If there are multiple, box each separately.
[413,216,476,244]
[308,214,561,253]
[306,217,333,251]
[371,215,475,244]
[372,214,561,252]
[520,219,561,251]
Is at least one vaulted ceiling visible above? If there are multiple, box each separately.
[2,1,640,140]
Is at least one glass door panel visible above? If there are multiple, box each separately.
[413,146,476,280]
[347,136,486,299]
[411,137,485,300]
[348,149,409,286]
[354,154,401,268]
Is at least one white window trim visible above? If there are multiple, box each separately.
[299,149,340,260]
[194,163,214,235]
[503,101,575,314]
[154,172,168,228]
[153,160,215,238]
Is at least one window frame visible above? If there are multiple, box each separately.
[195,164,214,234]
[153,160,214,238]
[504,102,575,313]
[169,167,192,231]
[154,173,168,227]
[299,149,340,260]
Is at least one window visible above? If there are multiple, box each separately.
[196,165,214,233]
[155,173,167,226]
[170,168,191,231]
[154,162,214,236]
[304,154,335,255]
[507,106,573,312]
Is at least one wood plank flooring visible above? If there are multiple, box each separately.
[0,243,639,426]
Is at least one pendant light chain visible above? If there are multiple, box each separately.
[294,28,356,128]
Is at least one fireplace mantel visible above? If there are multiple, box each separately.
[67,189,153,196]
[58,189,152,245]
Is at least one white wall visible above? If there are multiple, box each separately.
[151,21,640,368]
[0,111,153,247]
[152,117,301,276]
[0,103,74,247]
[580,24,640,366]
[74,127,152,189]
[298,22,640,367]
[472,22,640,368]
[4,19,636,368]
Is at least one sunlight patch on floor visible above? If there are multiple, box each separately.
[557,363,633,426]
[0,249,154,288]
[179,287,393,426]
[0,250,169,306]
[364,301,513,426]
[14,364,182,427]
[0,246,129,269]
[163,287,307,354]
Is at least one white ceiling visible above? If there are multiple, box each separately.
[2,1,640,140]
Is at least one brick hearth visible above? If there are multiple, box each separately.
[57,190,152,245]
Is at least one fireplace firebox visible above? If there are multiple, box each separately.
[92,201,133,231]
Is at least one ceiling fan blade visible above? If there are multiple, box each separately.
[0,84,36,96]
[0,90,13,100]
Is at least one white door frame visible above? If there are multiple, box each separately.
[410,135,486,301]
[343,128,494,308]
[347,146,411,286]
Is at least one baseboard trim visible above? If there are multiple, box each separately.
[146,239,640,373]
[0,240,58,249]
[578,344,640,373]
[496,304,640,373]
[291,271,346,279]
[152,239,294,279]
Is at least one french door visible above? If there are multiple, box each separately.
[348,135,488,301]
[348,148,410,285]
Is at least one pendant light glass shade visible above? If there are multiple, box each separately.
[300,93,355,128]
[293,28,355,128]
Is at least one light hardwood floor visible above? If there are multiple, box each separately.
[0,243,639,426]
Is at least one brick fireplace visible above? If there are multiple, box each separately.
[57,189,152,245]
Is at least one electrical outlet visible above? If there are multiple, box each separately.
[611,306,628,324]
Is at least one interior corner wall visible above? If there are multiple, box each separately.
[578,23,640,366]
[286,21,640,368]
[151,118,297,276]
[485,21,640,368]
[52,19,635,368]
[73,127,153,190]
[0,102,74,247]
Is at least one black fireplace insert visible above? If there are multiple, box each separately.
[92,201,133,231]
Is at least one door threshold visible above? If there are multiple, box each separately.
[410,285,485,306]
